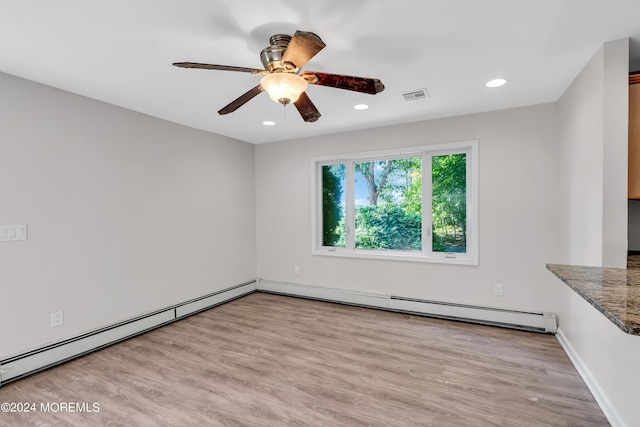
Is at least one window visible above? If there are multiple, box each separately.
[312,140,478,264]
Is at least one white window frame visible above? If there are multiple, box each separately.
[311,140,478,265]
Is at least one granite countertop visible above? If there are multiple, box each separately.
[547,260,640,335]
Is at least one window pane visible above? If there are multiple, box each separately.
[322,164,346,247]
[432,153,466,253]
[354,158,422,251]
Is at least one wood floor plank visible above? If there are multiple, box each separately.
[0,293,609,426]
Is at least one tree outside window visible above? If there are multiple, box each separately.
[315,140,477,264]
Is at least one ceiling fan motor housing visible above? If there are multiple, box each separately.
[260,34,293,72]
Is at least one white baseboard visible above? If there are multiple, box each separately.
[176,282,257,318]
[257,279,556,333]
[0,280,257,386]
[556,328,626,427]
[257,279,390,308]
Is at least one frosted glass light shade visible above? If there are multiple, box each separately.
[260,73,308,105]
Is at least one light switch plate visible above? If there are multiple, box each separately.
[0,225,27,242]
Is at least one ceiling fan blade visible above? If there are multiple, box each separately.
[173,62,268,74]
[294,91,321,122]
[281,31,326,71]
[301,71,385,95]
[218,85,265,115]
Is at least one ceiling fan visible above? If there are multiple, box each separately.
[173,30,385,122]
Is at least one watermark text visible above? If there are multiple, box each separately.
[1,401,100,413]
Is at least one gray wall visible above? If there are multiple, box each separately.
[0,71,257,358]
[256,103,562,313]
[554,38,639,426]
[556,38,628,268]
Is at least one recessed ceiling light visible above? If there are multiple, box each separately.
[262,121,276,126]
[354,104,369,110]
[485,78,507,88]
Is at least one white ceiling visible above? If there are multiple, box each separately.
[2,0,640,144]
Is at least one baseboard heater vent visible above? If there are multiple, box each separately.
[257,280,557,334]
[389,296,557,333]
[0,280,257,387]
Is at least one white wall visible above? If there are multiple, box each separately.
[256,103,562,313]
[602,39,630,267]
[557,38,629,268]
[0,71,256,359]
[554,38,640,426]
[556,46,605,267]
[556,284,640,427]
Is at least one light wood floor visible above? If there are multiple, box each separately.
[0,292,608,426]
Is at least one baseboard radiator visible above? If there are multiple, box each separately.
[257,280,557,334]
[0,280,257,386]
[389,296,557,333]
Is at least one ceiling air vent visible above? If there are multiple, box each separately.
[402,88,430,101]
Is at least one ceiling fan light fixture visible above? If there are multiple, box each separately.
[260,72,308,105]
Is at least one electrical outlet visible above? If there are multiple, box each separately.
[294,266,301,275]
[51,310,64,327]
[494,283,504,297]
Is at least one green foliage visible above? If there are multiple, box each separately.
[355,205,422,251]
[322,153,467,253]
[352,157,422,251]
[322,165,344,246]
[431,154,466,252]
[400,169,422,215]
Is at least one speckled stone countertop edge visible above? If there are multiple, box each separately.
[546,264,637,335]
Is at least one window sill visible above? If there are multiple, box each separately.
[312,248,478,265]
